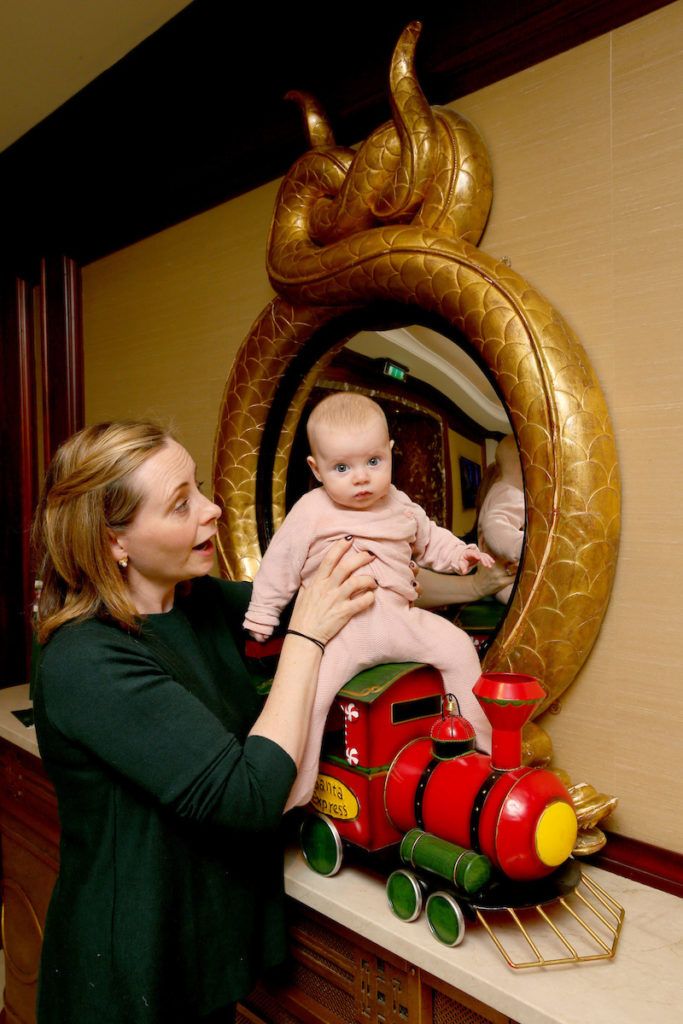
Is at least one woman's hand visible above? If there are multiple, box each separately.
[472,558,517,598]
[288,538,376,645]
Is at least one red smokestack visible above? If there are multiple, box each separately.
[473,673,546,770]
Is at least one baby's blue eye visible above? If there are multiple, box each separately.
[334,464,349,473]
[368,456,380,467]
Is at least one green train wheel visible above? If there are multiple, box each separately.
[300,813,343,877]
[386,869,424,923]
[426,891,466,947]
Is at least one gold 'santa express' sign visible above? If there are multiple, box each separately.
[311,774,360,820]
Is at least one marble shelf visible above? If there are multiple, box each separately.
[0,684,37,757]
[285,847,682,1024]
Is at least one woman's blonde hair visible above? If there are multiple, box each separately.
[32,421,172,643]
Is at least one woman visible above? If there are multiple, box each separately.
[31,421,377,1024]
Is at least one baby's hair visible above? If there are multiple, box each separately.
[307,392,388,450]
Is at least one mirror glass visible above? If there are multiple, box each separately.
[281,324,522,653]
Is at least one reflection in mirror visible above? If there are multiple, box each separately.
[282,325,523,654]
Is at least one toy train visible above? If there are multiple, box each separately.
[299,665,583,951]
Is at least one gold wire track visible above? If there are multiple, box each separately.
[475,872,625,969]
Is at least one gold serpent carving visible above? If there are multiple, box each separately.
[214,22,620,715]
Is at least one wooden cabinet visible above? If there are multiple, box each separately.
[0,738,516,1024]
[239,905,519,1024]
[0,740,59,1024]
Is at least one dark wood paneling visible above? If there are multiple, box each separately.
[39,256,83,463]
[0,257,83,685]
[0,277,35,684]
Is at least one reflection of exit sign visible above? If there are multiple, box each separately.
[383,359,409,382]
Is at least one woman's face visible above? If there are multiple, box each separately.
[112,439,221,613]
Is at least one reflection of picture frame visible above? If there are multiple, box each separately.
[459,456,481,510]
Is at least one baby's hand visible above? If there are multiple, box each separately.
[459,546,496,572]
[248,630,271,643]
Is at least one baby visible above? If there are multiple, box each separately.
[477,435,525,604]
[244,393,494,808]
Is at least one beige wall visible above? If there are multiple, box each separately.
[83,2,683,851]
[83,178,280,491]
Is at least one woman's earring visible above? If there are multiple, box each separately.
[118,556,129,569]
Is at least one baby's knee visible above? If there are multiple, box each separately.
[451,625,479,657]
[433,619,478,659]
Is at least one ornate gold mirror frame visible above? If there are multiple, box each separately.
[214,23,620,716]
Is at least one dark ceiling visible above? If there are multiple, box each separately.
[0,0,672,274]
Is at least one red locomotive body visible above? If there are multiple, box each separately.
[311,662,446,851]
[307,667,577,882]
[385,743,576,880]
[298,667,628,967]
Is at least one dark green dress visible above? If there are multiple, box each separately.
[33,577,296,1024]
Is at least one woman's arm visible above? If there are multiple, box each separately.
[182,539,376,822]
[414,561,514,607]
[36,540,376,832]
[249,539,376,765]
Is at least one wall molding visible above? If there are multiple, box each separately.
[590,832,683,898]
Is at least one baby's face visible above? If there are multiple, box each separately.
[307,418,393,511]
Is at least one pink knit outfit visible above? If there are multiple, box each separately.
[244,485,490,809]
[477,481,525,604]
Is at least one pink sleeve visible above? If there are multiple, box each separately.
[408,496,478,574]
[478,485,525,562]
[243,498,314,635]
